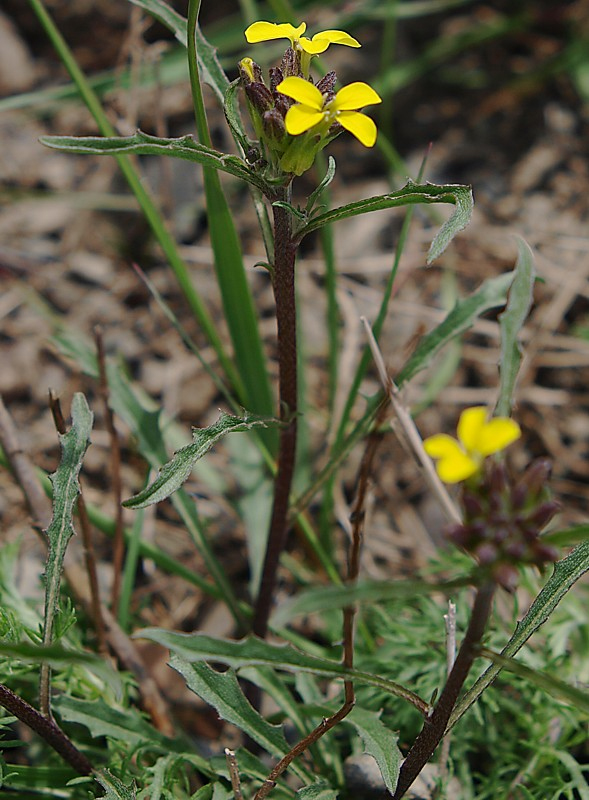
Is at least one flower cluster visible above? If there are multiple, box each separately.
[424,408,559,590]
[240,20,381,177]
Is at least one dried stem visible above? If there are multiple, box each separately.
[95,328,125,615]
[392,582,496,799]
[252,188,298,639]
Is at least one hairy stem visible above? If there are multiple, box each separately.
[252,190,298,639]
[392,581,496,799]
[0,682,93,775]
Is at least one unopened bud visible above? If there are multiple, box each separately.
[527,500,560,530]
[463,492,484,518]
[269,66,284,94]
[263,109,286,141]
[476,543,498,565]
[519,458,552,499]
[494,563,519,592]
[246,82,274,114]
[316,70,337,95]
[239,57,262,85]
[281,47,302,77]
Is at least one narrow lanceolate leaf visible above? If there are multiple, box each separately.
[480,647,589,714]
[170,655,290,758]
[40,132,268,192]
[123,412,280,509]
[396,270,515,387]
[136,630,428,713]
[495,238,536,416]
[44,393,93,649]
[295,182,473,262]
[449,540,589,728]
[345,707,401,795]
[95,770,136,800]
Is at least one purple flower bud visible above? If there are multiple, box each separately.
[239,58,263,85]
[520,458,552,498]
[316,70,337,95]
[533,541,559,564]
[246,82,275,114]
[281,47,302,77]
[527,501,561,530]
[262,109,286,141]
[445,523,471,547]
[505,541,526,559]
[475,543,498,565]
[274,93,292,118]
[463,492,484,519]
[269,66,284,94]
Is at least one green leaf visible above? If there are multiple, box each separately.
[396,270,515,387]
[480,647,589,714]
[450,540,589,728]
[40,131,268,192]
[43,393,93,651]
[306,156,337,214]
[170,655,291,759]
[345,707,401,795]
[136,630,428,713]
[296,181,473,262]
[496,238,535,416]
[95,770,136,800]
[123,411,279,509]
[296,784,338,800]
[0,642,121,697]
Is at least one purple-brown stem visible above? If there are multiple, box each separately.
[252,189,298,639]
[392,581,496,799]
[0,682,93,775]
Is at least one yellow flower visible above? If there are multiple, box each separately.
[277,76,382,147]
[244,21,360,54]
[423,407,521,484]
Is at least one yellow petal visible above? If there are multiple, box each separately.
[332,82,382,111]
[298,36,331,55]
[284,104,324,135]
[277,77,323,109]
[423,434,464,460]
[245,21,306,43]
[312,29,361,48]
[337,111,377,147]
[436,452,479,484]
[457,406,487,454]
[477,418,521,457]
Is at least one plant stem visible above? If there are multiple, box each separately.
[252,189,298,639]
[0,682,93,775]
[392,581,496,799]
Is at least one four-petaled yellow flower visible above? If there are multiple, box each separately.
[277,76,382,147]
[424,407,521,484]
[245,21,360,55]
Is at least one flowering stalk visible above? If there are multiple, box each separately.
[252,187,298,638]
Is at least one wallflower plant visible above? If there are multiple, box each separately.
[9,2,583,799]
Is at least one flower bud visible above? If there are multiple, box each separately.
[527,500,560,530]
[281,47,302,77]
[263,109,286,142]
[239,57,263,85]
[269,66,284,94]
[316,70,337,95]
[245,82,275,114]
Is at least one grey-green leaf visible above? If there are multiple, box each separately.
[136,630,428,713]
[170,655,290,758]
[44,393,93,648]
[345,707,401,795]
[495,238,535,416]
[296,181,473,262]
[123,412,279,509]
[296,784,338,800]
[396,270,515,387]
[95,770,136,800]
[480,647,589,714]
[450,540,589,728]
[40,132,267,192]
